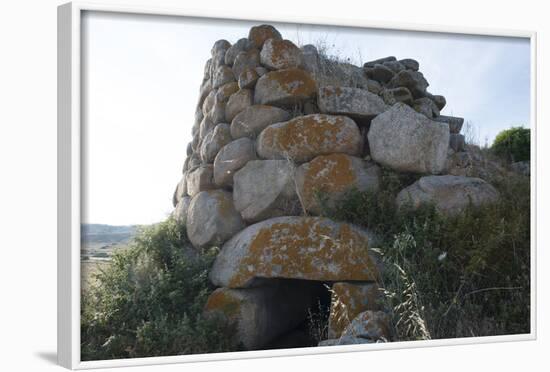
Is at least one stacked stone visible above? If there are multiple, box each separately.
[172,24,499,349]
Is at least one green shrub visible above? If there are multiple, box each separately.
[319,169,530,340]
[491,126,530,162]
[81,217,237,361]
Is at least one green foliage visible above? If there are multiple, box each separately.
[81,217,237,361]
[319,169,530,340]
[491,126,531,162]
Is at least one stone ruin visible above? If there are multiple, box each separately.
[171,24,500,349]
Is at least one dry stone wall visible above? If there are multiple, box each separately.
[172,24,499,349]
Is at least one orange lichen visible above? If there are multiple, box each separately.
[227,217,379,288]
[264,39,300,69]
[217,82,239,102]
[266,68,317,97]
[301,153,357,206]
[320,86,343,98]
[204,288,240,320]
[249,25,282,48]
[260,114,360,162]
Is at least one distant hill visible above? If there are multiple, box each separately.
[81,224,141,261]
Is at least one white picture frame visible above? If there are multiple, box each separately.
[57,1,537,369]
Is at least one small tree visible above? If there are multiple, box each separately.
[491,126,530,162]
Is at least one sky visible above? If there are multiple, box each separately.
[81,11,531,226]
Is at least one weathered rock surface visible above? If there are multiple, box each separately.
[295,154,380,214]
[233,160,300,222]
[173,196,191,225]
[238,67,259,89]
[371,64,395,83]
[200,123,232,164]
[254,68,317,106]
[187,190,245,249]
[387,70,429,98]
[260,38,303,70]
[413,97,440,118]
[328,282,382,339]
[398,58,419,71]
[210,216,379,288]
[225,38,252,66]
[317,86,388,123]
[231,49,260,79]
[396,175,500,215]
[425,92,446,110]
[368,103,449,174]
[449,133,466,152]
[257,114,363,163]
[248,24,283,49]
[225,89,253,122]
[230,105,291,139]
[212,65,236,89]
[172,176,187,207]
[186,165,216,197]
[204,281,322,349]
[383,60,406,74]
[213,137,257,187]
[380,87,413,106]
[340,310,391,342]
[435,115,464,134]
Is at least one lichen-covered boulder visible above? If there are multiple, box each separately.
[254,68,317,106]
[199,116,216,140]
[257,114,363,163]
[209,216,379,288]
[387,70,429,98]
[260,38,303,70]
[368,103,449,174]
[295,154,380,214]
[248,24,283,49]
[213,137,257,187]
[370,63,395,83]
[399,58,419,71]
[186,190,245,249]
[230,104,290,139]
[233,160,300,222]
[449,133,466,152]
[212,65,236,89]
[225,89,253,122]
[396,175,500,216]
[435,115,464,134]
[425,92,446,110]
[364,56,396,68]
[186,165,215,197]
[317,86,388,122]
[200,123,232,164]
[173,196,191,225]
[327,282,382,339]
[204,281,321,350]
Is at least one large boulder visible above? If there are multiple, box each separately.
[186,190,245,249]
[370,64,395,84]
[233,160,300,222]
[204,281,322,350]
[363,56,396,68]
[257,114,363,163]
[225,89,253,122]
[173,196,191,225]
[317,86,388,123]
[396,175,500,216]
[212,65,236,89]
[225,38,253,66]
[380,87,413,106]
[200,123,232,164]
[412,97,440,118]
[210,216,379,288]
[387,70,429,98]
[368,103,449,174]
[230,105,290,139]
[295,154,380,214]
[213,138,257,187]
[186,165,216,197]
[260,38,303,70]
[237,67,259,89]
[248,24,283,49]
[232,49,261,80]
[172,176,187,207]
[327,282,382,339]
[254,68,317,106]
